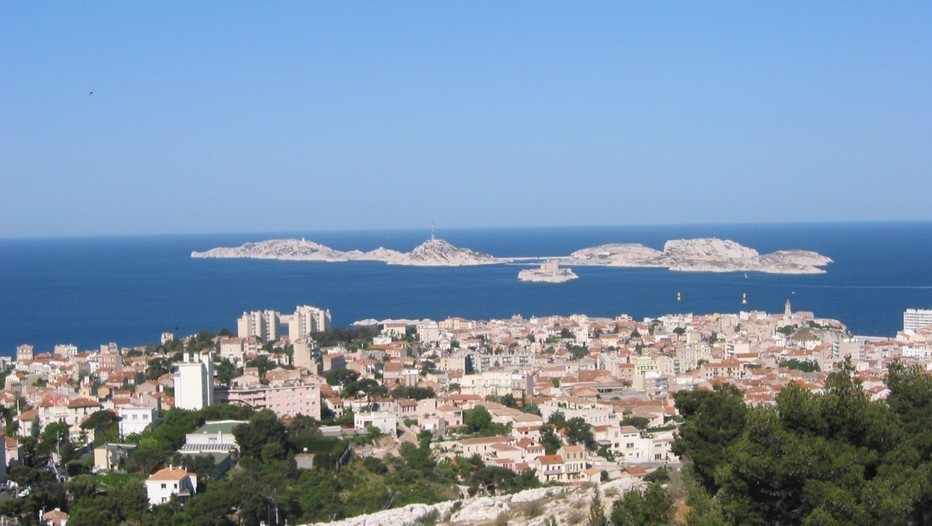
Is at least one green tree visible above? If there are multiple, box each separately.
[324,368,360,386]
[126,439,172,473]
[234,410,288,464]
[390,386,436,400]
[419,360,437,376]
[464,406,493,433]
[611,484,673,526]
[620,416,651,431]
[215,358,239,386]
[780,358,821,373]
[565,417,596,450]
[569,345,589,360]
[539,425,562,455]
[42,421,70,445]
[66,474,98,501]
[672,383,747,491]
[146,357,172,380]
[80,409,121,445]
[547,411,566,429]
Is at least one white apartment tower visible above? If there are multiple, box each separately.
[904,309,932,331]
[237,310,281,341]
[288,305,332,340]
[173,352,215,410]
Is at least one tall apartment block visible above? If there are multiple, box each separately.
[904,308,932,331]
[237,310,281,341]
[288,305,332,341]
[173,352,215,410]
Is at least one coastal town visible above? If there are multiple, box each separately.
[1,304,930,525]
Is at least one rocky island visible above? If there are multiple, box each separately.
[191,237,500,267]
[569,237,832,274]
[517,260,579,283]
[193,236,831,274]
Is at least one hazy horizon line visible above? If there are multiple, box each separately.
[2,219,930,242]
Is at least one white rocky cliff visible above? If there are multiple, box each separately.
[304,478,643,526]
[398,238,499,266]
[569,237,832,274]
[191,237,499,267]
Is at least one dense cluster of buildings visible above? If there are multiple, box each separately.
[2,303,930,507]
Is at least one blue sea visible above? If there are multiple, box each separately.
[1,222,930,354]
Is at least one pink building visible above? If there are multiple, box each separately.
[226,380,321,420]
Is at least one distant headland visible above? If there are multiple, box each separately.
[191,237,499,267]
[568,238,833,274]
[192,236,832,274]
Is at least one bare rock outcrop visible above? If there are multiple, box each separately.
[304,479,642,526]
[192,238,498,267]
[569,243,665,267]
[393,238,499,266]
[570,238,831,274]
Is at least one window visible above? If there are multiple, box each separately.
[626,443,634,449]
[161,483,166,489]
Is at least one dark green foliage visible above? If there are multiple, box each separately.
[324,368,360,386]
[673,360,932,525]
[126,440,173,473]
[464,405,492,433]
[539,424,562,455]
[234,410,288,462]
[343,378,388,398]
[70,481,149,526]
[486,393,520,409]
[391,386,437,400]
[467,465,538,496]
[611,483,674,526]
[419,360,437,376]
[620,416,651,431]
[140,408,205,449]
[246,355,278,376]
[568,345,589,360]
[215,358,239,386]
[672,383,748,491]
[780,358,821,372]
[80,409,121,445]
[311,326,379,349]
[644,467,670,485]
[565,417,596,450]
[146,357,172,380]
[547,410,566,429]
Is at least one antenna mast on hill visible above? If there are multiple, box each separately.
[431,222,436,241]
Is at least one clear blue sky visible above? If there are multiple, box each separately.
[2,2,930,237]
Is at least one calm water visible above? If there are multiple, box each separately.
[1,222,930,354]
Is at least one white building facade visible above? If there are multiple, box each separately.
[288,305,332,340]
[904,309,932,331]
[237,310,281,341]
[145,468,197,507]
[173,352,215,410]
[118,406,159,438]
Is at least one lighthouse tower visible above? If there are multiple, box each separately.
[785,299,792,318]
